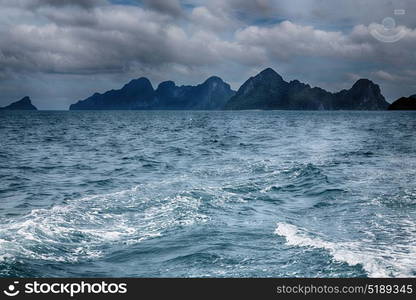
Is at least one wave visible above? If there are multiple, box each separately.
[0,185,208,273]
[270,163,329,189]
[275,222,416,278]
[373,188,416,208]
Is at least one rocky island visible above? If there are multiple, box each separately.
[388,95,416,110]
[69,68,391,111]
[0,96,38,110]
[70,77,235,110]
[224,68,389,110]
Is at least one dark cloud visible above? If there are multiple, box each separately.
[140,0,183,17]
[223,0,273,18]
[31,0,107,9]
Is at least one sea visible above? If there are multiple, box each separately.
[0,110,415,278]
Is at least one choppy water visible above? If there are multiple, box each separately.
[0,110,415,278]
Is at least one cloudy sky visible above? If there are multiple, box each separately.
[1,0,416,109]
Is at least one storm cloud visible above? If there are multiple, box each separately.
[0,0,415,109]
[140,0,183,17]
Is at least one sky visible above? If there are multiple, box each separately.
[0,0,416,109]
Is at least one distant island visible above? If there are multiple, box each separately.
[69,68,391,111]
[225,68,389,110]
[70,77,235,110]
[388,95,416,110]
[0,96,37,110]
[3,69,416,111]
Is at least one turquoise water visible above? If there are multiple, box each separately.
[0,110,415,277]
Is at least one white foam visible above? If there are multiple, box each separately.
[275,222,416,278]
[0,184,208,264]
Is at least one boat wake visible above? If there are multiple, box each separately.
[275,222,416,278]
[0,185,208,275]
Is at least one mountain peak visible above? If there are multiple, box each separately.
[350,79,382,95]
[204,76,224,84]
[20,96,31,103]
[257,68,284,81]
[224,68,288,110]
[334,79,388,110]
[157,80,176,90]
[351,79,378,90]
[260,67,277,75]
[123,77,153,90]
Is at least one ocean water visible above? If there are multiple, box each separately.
[0,110,415,278]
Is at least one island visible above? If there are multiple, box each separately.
[69,68,391,111]
[70,77,235,110]
[388,95,416,110]
[224,68,389,110]
[0,96,38,110]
